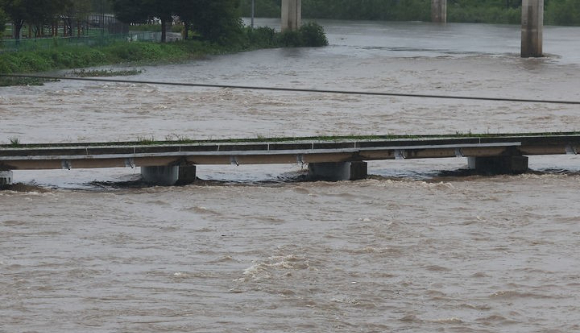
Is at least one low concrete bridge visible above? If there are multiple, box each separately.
[1,133,579,186]
[281,0,544,57]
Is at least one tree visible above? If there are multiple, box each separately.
[175,0,197,40]
[1,0,71,39]
[144,0,176,42]
[110,0,176,42]
[2,0,29,39]
[61,0,92,37]
[110,0,151,25]
[0,6,7,37]
[546,0,580,26]
[110,0,244,43]
[189,0,244,44]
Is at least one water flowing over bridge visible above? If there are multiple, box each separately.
[280,0,544,57]
[2,133,580,186]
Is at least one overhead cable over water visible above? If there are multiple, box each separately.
[3,74,580,105]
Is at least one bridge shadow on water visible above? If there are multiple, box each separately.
[4,168,578,193]
[82,168,580,191]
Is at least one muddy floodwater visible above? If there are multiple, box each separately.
[1,20,580,332]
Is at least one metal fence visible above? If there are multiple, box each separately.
[0,30,184,53]
[0,34,130,52]
[0,13,138,53]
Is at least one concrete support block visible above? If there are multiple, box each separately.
[431,0,447,23]
[0,171,13,186]
[468,156,529,174]
[308,161,368,181]
[176,165,197,185]
[521,0,544,57]
[281,0,301,32]
[141,166,179,186]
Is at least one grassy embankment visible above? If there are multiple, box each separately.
[0,23,328,86]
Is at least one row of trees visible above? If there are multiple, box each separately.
[240,0,580,25]
[111,0,243,43]
[0,0,110,40]
[0,0,244,44]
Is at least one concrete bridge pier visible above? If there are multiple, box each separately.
[0,170,13,186]
[141,166,179,186]
[468,156,529,174]
[308,162,368,181]
[431,0,447,23]
[521,0,544,57]
[141,165,197,186]
[176,165,197,185]
[281,0,301,32]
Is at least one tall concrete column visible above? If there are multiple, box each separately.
[521,0,544,57]
[281,0,301,32]
[431,0,447,23]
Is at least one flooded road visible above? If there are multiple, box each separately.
[1,20,580,332]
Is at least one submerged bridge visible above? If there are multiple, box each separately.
[280,0,544,57]
[1,133,580,186]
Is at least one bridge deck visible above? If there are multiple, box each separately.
[1,134,579,171]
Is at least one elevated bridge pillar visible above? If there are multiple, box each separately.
[431,0,447,23]
[308,162,367,181]
[521,0,544,57]
[281,0,301,32]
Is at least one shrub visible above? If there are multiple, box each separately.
[299,22,328,47]
[278,30,302,47]
[246,26,278,48]
[278,22,329,47]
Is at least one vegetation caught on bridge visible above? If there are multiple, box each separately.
[4,131,580,150]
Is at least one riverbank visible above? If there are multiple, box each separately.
[0,23,328,85]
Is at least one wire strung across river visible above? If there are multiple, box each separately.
[3,73,580,106]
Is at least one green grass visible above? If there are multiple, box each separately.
[0,22,328,81]
[8,137,20,147]
[0,40,206,85]
[0,39,243,80]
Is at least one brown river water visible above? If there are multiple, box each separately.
[1,20,580,332]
